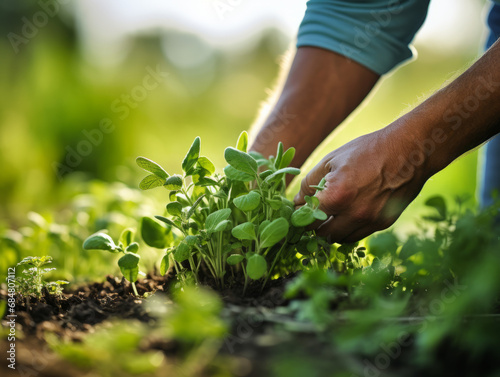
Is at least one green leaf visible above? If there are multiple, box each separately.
[307,239,318,253]
[224,165,255,182]
[136,157,169,179]
[125,242,139,253]
[236,131,248,152]
[182,136,201,173]
[83,233,117,252]
[167,202,183,217]
[291,206,316,227]
[425,195,447,219]
[174,242,191,263]
[214,219,232,233]
[197,156,215,175]
[141,217,169,249]
[368,232,399,257]
[263,167,301,184]
[280,147,295,169]
[224,147,258,176]
[274,142,284,170]
[399,235,418,260]
[164,175,183,191]
[118,252,140,282]
[259,218,289,249]
[155,216,183,232]
[205,208,232,234]
[258,220,271,236]
[246,254,267,280]
[119,228,134,248]
[313,209,328,221]
[139,174,164,190]
[231,222,257,241]
[233,191,261,212]
[184,235,198,246]
[160,253,170,276]
[265,198,282,210]
[186,194,206,219]
[227,254,245,265]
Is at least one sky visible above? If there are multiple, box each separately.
[72,0,490,65]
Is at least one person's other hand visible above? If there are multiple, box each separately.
[294,127,429,243]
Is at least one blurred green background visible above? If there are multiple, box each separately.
[0,0,490,236]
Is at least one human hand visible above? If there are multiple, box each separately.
[294,127,429,243]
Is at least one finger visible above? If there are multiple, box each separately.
[293,160,329,206]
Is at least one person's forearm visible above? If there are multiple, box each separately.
[387,40,500,182]
[250,47,379,168]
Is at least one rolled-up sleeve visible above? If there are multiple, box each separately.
[297,0,430,75]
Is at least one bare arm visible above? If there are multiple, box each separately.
[295,39,500,243]
[249,46,379,168]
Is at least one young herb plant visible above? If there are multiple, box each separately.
[83,228,144,296]
[16,256,69,309]
[134,132,329,293]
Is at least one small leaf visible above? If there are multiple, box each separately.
[83,233,117,252]
[368,232,399,257]
[291,206,316,227]
[160,254,170,276]
[214,219,232,233]
[119,228,134,248]
[260,218,289,248]
[139,174,164,190]
[233,191,261,212]
[313,209,328,221]
[280,147,295,168]
[425,195,447,220]
[141,217,169,249]
[118,252,140,283]
[155,215,183,232]
[236,131,248,152]
[167,202,183,217]
[182,137,201,173]
[246,254,267,280]
[174,242,191,263]
[224,165,255,182]
[197,156,215,175]
[184,235,198,246]
[224,147,258,176]
[136,157,168,179]
[125,242,139,252]
[263,167,301,184]
[399,235,419,260]
[231,222,257,241]
[227,254,245,265]
[307,238,318,253]
[274,142,284,170]
[258,220,271,236]
[265,198,282,210]
[205,208,232,234]
[186,194,206,219]
[164,175,183,191]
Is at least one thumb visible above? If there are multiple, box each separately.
[293,162,329,206]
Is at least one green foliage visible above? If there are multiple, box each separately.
[127,133,335,293]
[83,230,144,296]
[15,256,69,299]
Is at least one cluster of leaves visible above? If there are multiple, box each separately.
[84,133,332,293]
[284,196,500,375]
[83,229,144,296]
[16,256,69,299]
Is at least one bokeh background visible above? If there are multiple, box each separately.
[0,0,492,234]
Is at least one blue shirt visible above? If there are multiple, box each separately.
[297,0,500,75]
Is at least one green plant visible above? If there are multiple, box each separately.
[83,228,144,296]
[16,256,69,304]
[133,132,328,293]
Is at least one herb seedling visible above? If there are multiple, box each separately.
[83,228,144,296]
[133,132,329,293]
[16,256,69,309]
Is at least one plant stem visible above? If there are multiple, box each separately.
[131,282,139,296]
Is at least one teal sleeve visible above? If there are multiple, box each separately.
[296,0,430,75]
